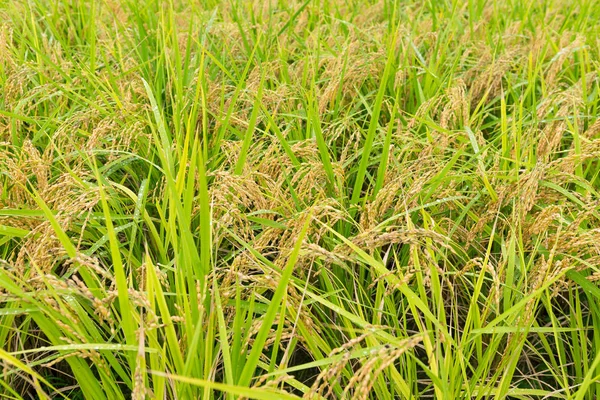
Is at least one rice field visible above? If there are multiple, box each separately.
[1,0,600,398]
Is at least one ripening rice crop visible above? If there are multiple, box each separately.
[1,0,600,399]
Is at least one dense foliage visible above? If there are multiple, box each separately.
[1,0,600,398]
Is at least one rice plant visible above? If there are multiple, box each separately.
[1,0,600,398]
